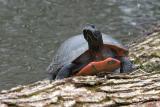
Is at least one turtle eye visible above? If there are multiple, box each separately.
[90,25,95,29]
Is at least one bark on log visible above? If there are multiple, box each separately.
[0,28,160,107]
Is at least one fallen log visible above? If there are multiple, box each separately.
[0,27,160,107]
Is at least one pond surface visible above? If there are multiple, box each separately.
[0,0,159,90]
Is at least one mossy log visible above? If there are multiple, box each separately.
[0,29,160,107]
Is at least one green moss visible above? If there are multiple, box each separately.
[151,51,160,57]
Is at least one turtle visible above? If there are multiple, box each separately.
[47,25,133,80]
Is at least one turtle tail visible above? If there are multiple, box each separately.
[119,57,133,73]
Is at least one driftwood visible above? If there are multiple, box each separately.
[0,29,160,107]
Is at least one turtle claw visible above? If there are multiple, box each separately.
[112,68,120,74]
[48,74,53,83]
[49,79,53,84]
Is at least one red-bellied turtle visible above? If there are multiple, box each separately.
[47,25,132,80]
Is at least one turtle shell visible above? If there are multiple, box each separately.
[47,33,128,73]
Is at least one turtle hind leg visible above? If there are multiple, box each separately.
[47,65,60,82]
[48,73,56,83]
[120,57,133,73]
[55,63,79,80]
[48,70,60,82]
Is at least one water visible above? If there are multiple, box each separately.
[0,0,159,90]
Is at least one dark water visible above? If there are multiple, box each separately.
[0,0,159,90]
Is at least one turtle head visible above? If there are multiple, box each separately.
[83,24,103,51]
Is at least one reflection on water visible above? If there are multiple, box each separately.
[0,0,159,90]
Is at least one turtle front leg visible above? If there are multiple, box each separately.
[119,57,133,73]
